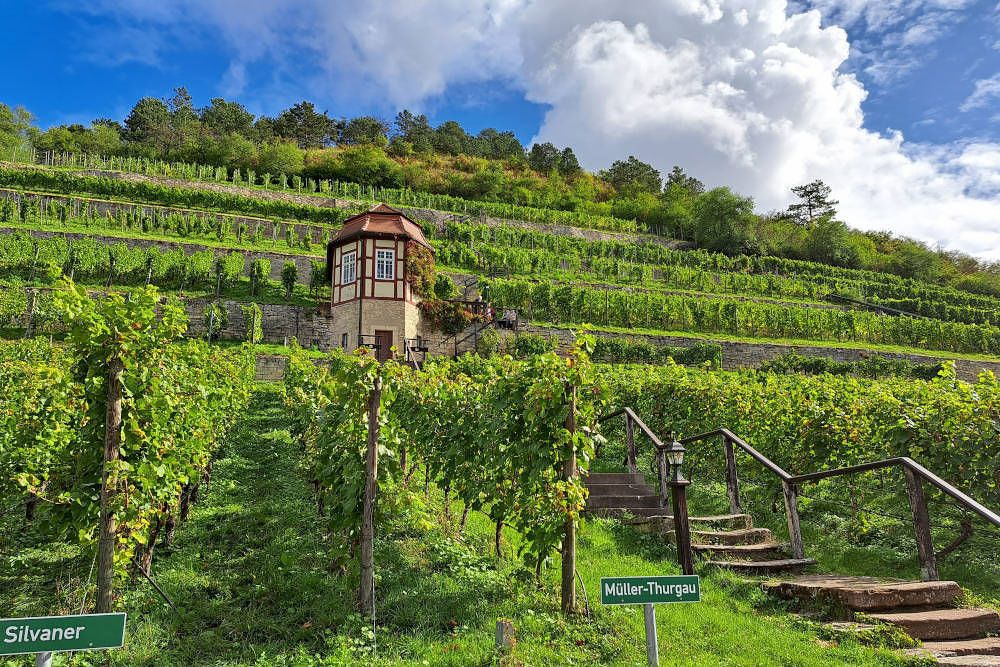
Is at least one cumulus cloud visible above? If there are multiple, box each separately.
[73,0,1000,259]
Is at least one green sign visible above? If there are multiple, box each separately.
[0,613,126,656]
[600,576,701,605]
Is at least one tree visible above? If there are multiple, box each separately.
[201,98,254,137]
[123,97,170,146]
[600,156,662,196]
[339,116,389,146]
[474,128,524,160]
[788,179,838,225]
[432,120,470,155]
[692,187,756,255]
[393,110,433,152]
[273,101,337,148]
[666,166,704,195]
[528,142,560,173]
[558,147,581,175]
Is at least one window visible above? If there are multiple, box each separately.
[375,249,395,280]
[341,251,356,284]
[341,333,348,348]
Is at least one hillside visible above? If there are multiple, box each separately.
[2,141,999,667]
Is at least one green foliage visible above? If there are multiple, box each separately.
[757,352,944,380]
[599,156,662,196]
[404,241,436,299]
[591,338,722,367]
[483,277,1000,355]
[418,299,480,335]
[281,261,297,300]
[284,336,607,566]
[603,362,1000,505]
[202,301,228,341]
[433,273,457,300]
[249,257,271,296]
[0,283,254,588]
[241,302,263,344]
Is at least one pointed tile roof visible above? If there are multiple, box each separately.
[332,203,432,249]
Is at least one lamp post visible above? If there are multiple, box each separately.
[665,433,694,576]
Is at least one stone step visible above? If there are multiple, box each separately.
[905,638,1000,660]
[690,527,774,546]
[622,513,755,531]
[586,483,658,497]
[705,558,817,575]
[586,494,663,509]
[692,542,790,562]
[584,472,647,485]
[937,655,1000,666]
[866,607,1000,641]
[764,575,963,612]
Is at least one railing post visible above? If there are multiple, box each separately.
[782,481,805,559]
[904,466,938,581]
[625,413,638,475]
[723,434,741,514]
[655,444,673,516]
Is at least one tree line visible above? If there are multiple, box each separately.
[2,88,997,297]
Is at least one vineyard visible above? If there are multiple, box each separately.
[2,148,1000,665]
[32,151,641,233]
[2,285,254,613]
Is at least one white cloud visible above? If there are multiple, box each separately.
[793,0,976,84]
[961,73,1000,111]
[70,0,1000,259]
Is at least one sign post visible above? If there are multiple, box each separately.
[0,613,126,664]
[600,575,700,667]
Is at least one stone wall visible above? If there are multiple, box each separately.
[521,324,1000,382]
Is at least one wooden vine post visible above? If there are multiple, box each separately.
[561,384,577,615]
[358,375,383,615]
[95,355,124,613]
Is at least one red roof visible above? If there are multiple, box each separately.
[331,203,432,249]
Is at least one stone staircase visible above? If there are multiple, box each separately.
[584,471,817,575]
[765,576,1000,665]
[585,472,1000,664]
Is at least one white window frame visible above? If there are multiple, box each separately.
[375,249,395,280]
[341,250,356,284]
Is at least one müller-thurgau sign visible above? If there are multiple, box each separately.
[600,575,700,605]
[0,613,126,656]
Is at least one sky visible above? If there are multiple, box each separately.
[2,1,999,259]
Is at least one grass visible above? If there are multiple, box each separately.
[537,321,1000,364]
[0,385,918,665]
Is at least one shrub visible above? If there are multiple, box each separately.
[242,302,263,344]
[405,241,436,298]
[202,302,228,341]
[419,299,480,335]
[433,274,457,300]
[281,261,298,300]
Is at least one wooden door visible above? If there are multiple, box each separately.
[374,329,393,362]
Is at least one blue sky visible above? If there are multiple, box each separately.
[6,2,993,146]
[3,1,999,257]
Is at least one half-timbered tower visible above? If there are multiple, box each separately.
[325,204,432,361]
